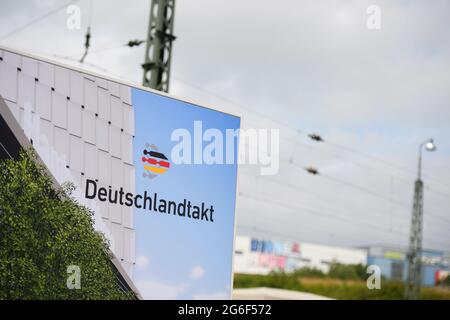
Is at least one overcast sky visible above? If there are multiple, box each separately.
[1,0,449,252]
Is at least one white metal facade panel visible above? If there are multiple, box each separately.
[39,118,53,147]
[123,228,134,262]
[111,157,123,188]
[110,95,123,128]
[69,71,83,104]
[122,262,134,279]
[122,165,135,229]
[122,104,134,136]
[3,51,21,68]
[98,87,110,120]
[102,218,111,234]
[111,223,124,260]
[84,142,98,178]
[110,203,122,224]
[122,207,133,229]
[21,56,38,78]
[70,169,82,188]
[82,109,96,144]
[123,164,135,193]
[98,150,111,186]
[54,66,70,97]
[18,73,35,111]
[36,82,51,121]
[121,133,133,164]
[120,84,132,105]
[130,231,136,264]
[107,80,120,97]
[83,78,97,113]
[38,61,54,87]
[52,92,67,129]
[95,117,109,152]
[0,62,18,102]
[109,125,121,158]
[69,135,84,172]
[67,101,82,137]
[98,199,109,219]
[96,77,108,90]
[54,127,69,163]
[1,51,136,278]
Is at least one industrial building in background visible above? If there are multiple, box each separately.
[234,236,450,288]
[142,0,176,92]
[233,235,367,275]
[368,246,450,287]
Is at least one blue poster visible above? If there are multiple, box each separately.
[131,88,240,299]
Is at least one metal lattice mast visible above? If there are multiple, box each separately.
[405,178,423,300]
[404,139,436,300]
[142,0,176,92]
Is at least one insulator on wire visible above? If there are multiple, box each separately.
[308,133,323,142]
[127,39,145,47]
[305,167,319,175]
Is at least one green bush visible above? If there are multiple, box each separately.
[235,272,302,292]
[328,263,366,281]
[0,150,134,300]
[292,267,326,278]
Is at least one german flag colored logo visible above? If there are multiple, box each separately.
[142,143,170,179]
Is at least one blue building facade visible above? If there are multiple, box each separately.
[366,246,450,286]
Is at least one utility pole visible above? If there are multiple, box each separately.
[405,139,436,300]
[142,0,176,92]
[405,178,423,300]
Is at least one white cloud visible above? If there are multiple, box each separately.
[136,255,149,269]
[189,266,205,279]
[193,291,229,300]
[135,280,186,300]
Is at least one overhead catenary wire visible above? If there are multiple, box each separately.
[238,172,450,249]
[325,139,450,190]
[172,75,450,191]
[238,208,366,244]
[284,155,450,224]
[236,224,366,247]
[79,0,94,63]
[243,114,450,202]
[236,224,443,253]
[239,165,450,245]
[238,191,450,249]
[289,161,450,225]
[0,0,81,41]
[290,135,450,199]
[241,171,410,224]
[59,40,146,64]
[236,225,412,251]
[171,75,299,133]
[239,161,450,247]
[171,76,450,230]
